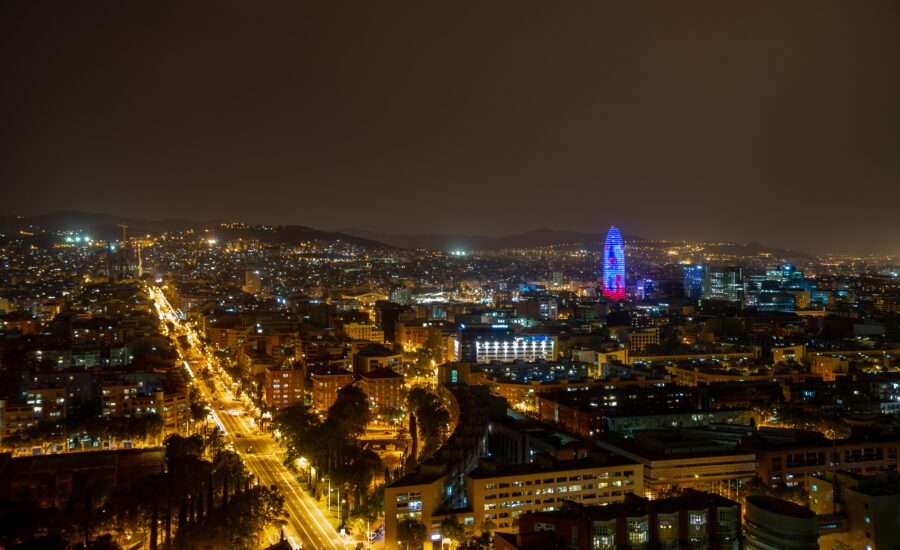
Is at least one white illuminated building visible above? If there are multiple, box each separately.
[474,336,556,364]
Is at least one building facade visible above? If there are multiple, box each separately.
[602,226,626,301]
[743,495,818,550]
[358,367,404,411]
[511,490,741,550]
[264,362,306,410]
[309,367,356,411]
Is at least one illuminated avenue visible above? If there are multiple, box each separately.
[149,286,345,550]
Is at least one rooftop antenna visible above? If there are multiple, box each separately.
[116,223,128,279]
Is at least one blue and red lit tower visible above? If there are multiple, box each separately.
[602,226,626,301]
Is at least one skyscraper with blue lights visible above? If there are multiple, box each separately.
[683,264,707,299]
[602,226,626,301]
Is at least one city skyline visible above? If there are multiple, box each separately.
[2,2,899,549]
[0,208,893,258]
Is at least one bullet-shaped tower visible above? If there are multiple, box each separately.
[602,226,626,301]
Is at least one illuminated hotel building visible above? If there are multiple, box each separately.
[458,325,558,364]
[602,226,626,301]
[474,335,557,364]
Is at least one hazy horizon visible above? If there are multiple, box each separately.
[3,2,899,256]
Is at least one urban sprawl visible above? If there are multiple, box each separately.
[1,221,899,550]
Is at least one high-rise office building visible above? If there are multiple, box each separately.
[704,267,745,303]
[602,226,626,301]
[683,264,707,299]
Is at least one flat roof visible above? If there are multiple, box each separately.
[468,455,639,480]
[596,433,755,461]
[746,495,815,518]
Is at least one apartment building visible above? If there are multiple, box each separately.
[742,428,900,492]
[264,361,307,410]
[309,366,356,411]
[502,489,741,550]
[465,455,644,534]
[342,322,385,344]
[596,431,756,500]
[358,367,404,411]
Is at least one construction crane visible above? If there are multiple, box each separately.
[117,223,128,243]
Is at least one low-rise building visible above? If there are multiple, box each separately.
[465,454,644,534]
[342,322,385,344]
[741,428,900,492]
[0,401,41,441]
[604,409,752,436]
[309,366,356,411]
[812,469,900,550]
[99,371,189,435]
[744,495,818,550]
[537,385,702,437]
[358,367,404,412]
[595,431,756,500]
[0,448,165,509]
[265,361,307,410]
[395,320,431,351]
[507,489,741,550]
[351,344,401,374]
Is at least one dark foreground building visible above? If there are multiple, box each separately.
[0,448,164,509]
[498,489,740,550]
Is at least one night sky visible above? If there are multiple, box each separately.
[2,1,899,254]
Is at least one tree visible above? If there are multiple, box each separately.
[203,425,226,458]
[325,384,371,439]
[657,484,683,499]
[740,475,808,506]
[189,387,209,426]
[460,532,493,550]
[407,411,418,469]
[171,484,284,549]
[406,388,450,457]
[332,446,382,509]
[397,517,427,549]
[347,490,383,548]
[273,403,322,464]
[440,516,466,548]
[143,414,164,446]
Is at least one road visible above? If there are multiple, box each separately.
[149,286,348,550]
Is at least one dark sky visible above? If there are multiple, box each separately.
[2,1,899,254]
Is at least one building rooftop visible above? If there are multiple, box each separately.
[359,366,402,379]
[309,365,354,376]
[746,495,816,518]
[354,344,398,357]
[596,431,754,461]
[468,454,638,480]
[522,489,738,523]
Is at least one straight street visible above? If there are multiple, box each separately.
[149,286,347,550]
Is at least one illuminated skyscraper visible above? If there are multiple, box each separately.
[602,226,626,301]
[683,264,707,299]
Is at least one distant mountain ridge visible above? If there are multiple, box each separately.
[338,227,640,251]
[340,228,816,259]
[0,210,204,238]
[0,211,386,248]
[1,211,814,258]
